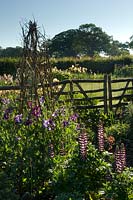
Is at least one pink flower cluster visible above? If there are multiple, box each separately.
[98,121,104,152]
[115,143,126,173]
[78,129,88,160]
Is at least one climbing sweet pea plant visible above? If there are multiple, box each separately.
[0,93,81,198]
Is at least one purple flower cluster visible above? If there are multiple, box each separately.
[78,129,88,160]
[1,98,10,105]
[39,96,45,105]
[98,121,104,152]
[3,108,13,120]
[63,120,69,127]
[14,114,22,123]
[42,119,55,130]
[25,118,32,126]
[70,113,79,121]
[52,107,65,118]
[52,109,59,118]
[31,105,41,118]
[115,143,126,173]
[15,136,21,141]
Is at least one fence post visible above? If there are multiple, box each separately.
[132,79,133,104]
[70,80,73,101]
[108,75,112,111]
[104,74,108,114]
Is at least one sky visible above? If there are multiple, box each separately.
[0,0,133,48]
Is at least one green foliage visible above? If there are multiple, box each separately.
[54,192,83,200]
[105,122,129,144]
[104,168,133,200]
[76,108,114,133]
[52,66,71,80]
[0,171,19,200]
[77,23,111,56]
[52,143,111,199]
[114,65,133,77]
[0,57,19,77]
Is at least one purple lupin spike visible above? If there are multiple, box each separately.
[98,120,104,152]
[115,143,126,173]
[78,128,88,160]
[120,143,126,170]
[115,145,122,173]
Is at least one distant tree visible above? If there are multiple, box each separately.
[118,42,130,55]
[49,29,79,57]
[77,23,111,56]
[128,35,133,50]
[0,46,23,57]
[0,46,3,56]
[49,23,118,57]
[106,40,129,56]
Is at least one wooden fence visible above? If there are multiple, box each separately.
[51,76,108,113]
[108,76,133,114]
[52,75,133,114]
[0,75,133,114]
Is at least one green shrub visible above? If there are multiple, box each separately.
[114,65,133,77]
[105,122,129,144]
[0,171,19,200]
[52,143,111,200]
[104,168,133,200]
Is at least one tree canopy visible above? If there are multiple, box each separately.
[49,23,129,57]
[49,29,79,57]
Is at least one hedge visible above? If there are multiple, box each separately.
[0,58,19,77]
[0,55,133,76]
[50,55,133,74]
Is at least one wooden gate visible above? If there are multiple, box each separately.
[52,75,108,113]
[108,75,133,114]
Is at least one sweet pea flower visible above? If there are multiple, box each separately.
[43,119,49,128]
[32,105,41,118]
[63,120,69,127]
[1,98,10,105]
[39,96,45,104]
[70,113,79,121]
[3,108,13,120]
[25,118,32,126]
[42,119,55,130]
[14,114,22,123]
